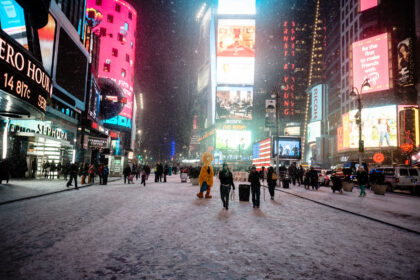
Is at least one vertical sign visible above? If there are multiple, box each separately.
[311,84,323,121]
[281,21,296,117]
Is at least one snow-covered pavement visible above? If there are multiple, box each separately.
[0,175,419,279]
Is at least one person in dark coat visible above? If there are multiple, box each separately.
[308,167,319,190]
[157,163,164,182]
[304,169,310,189]
[331,174,343,193]
[66,162,79,189]
[288,163,298,185]
[0,159,10,184]
[248,166,261,208]
[259,166,266,184]
[31,158,37,178]
[297,165,304,186]
[103,164,109,185]
[266,167,277,200]
[356,167,368,197]
[219,163,235,210]
[123,165,131,184]
[163,164,169,182]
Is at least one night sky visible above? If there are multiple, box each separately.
[132,0,203,161]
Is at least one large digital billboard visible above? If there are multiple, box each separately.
[307,121,321,143]
[217,57,254,85]
[359,0,379,12]
[215,130,251,150]
[216,86,253,120]
[217,19,255,57]
[218,0,256,15]
[272,137,301,160]
[397,38,414,87]
[351,33,391,94]
[339,105,397,150]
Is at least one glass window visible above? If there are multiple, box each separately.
[107,14,113,23]
[409,169,418,176]
[115,4,121,12]
[121,68,126,77]
[399,169,408,176]
[125,54,129,62]
[0,0,29,49]
[117,33,123,42]
[128,12,132,20]
[112,48,118,57]
[96,0,102,5]
[38,13,57,75]
[104,63,110,72]
[384,169,395,176]
[124,22,128,31]
[100,27,106,36]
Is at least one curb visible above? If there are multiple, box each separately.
[0,178,121,206]
[271,186,420,236]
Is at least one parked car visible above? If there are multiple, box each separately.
[373,166,420,194]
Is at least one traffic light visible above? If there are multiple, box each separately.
[359,140,364,153]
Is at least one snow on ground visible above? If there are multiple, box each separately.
[0,175,419,279]
[280,182,420,233]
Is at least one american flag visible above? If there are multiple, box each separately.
[252,138,271,171]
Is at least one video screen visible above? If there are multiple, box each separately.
[272,137,301,160]
[217,57,254,85]
[217,19,255,57]
[215,130,251,150]
[218,0,256,15]
[216,86,253,120]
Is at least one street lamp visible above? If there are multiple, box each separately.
[271,84,285,183]
[349,78,370,168]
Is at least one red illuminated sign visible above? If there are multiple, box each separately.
[281,21,296,117]
[351,33,391,94]
[373,152,384,163]
[359,0,379,12]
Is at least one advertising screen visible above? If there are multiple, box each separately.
[217,19,255,58]
[252,138,271,170]
[398,105,419,151]
[311,84,323,121]
[265,99,276,127]
[272,137,301,160]
[216,86,253,120]
[218,0,256,15]
[351,33,391,94]
[217,57,254,85]
[359,0,379,12]
[340,105,397,150]
[215,130,251,150]
[38,14,56,75]
[0,0,28,49]
[307,121,321,143]
[397,38,414,87]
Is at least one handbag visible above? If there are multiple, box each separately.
[272,173,278,180]
[230,189,235,201]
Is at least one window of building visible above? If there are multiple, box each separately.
[131,41,134,49]
[128,12,132,20]
[126,54,130,62]
[112,48,118,57]
[0,0,29,50]
[107,14,113,23]
[117,33,123,42]
[104,63,110,72]
[124,22,129,31]
[115,4,121,12]
[100,27,106,36]
[121,68,126,77]
[109,33,113,38]
[96,0,102,5]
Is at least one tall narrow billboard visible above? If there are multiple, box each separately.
[311,84,323,121]
[351,33,391,94]
[217,19,255,57]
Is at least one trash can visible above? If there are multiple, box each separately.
[282,177,290,188]
[239,184,250,201]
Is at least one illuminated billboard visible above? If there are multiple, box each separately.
[87,0,137,130]
[272,137,301,160]
[38,14,56,75]
[339,105,397,150]
[252,138,271,170]
[311,84,323,121]
[307,121,321,143]
[351,33,391,94]
[217,19,255,57]
[397,38,414,87]
[216,86,253,120]
[0,0,28,49]
[215,130,251,150]
[359,0,379,12]
[217,57,254,85]
[398,106,419,152]
[218,0,256,15]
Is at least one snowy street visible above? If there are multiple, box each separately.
[1,175,420,279]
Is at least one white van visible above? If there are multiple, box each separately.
[374,166,420,194]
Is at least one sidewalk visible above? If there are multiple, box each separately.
[276,183,420,233]
[0,177,122,204]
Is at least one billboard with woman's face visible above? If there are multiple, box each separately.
[397,38,414,87]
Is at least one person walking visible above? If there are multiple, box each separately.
[219,163,235,210]
[31,158,37,178]
[157,163,164,182]
[357,167,368,197]
[164,164,169,182]
[266,166,277,200]
[103,164,109,185]
[141,169,147,186]
[309,167,319,190]
[132,163,138,180]
[123,165,131,184]
[56,162,62,179]
[88,164,95,183]
[259,166,266,184]
[248,166,261,208]
[304,169,310,189]
[288,162,298,185]
[98,164,104,185]
[297,165,304,186]
[66,162,79,189]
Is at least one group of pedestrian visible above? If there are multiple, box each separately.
[66,162,110,189]
[41,161,63,179]
[123,164,151,186]
[154,162,169,183]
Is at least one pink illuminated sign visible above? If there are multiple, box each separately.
[351,33,391,94]
[87,0,137,125]
[359,0,379,12]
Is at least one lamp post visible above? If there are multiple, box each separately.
[271,84,285,183]
[350,78,370,168]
